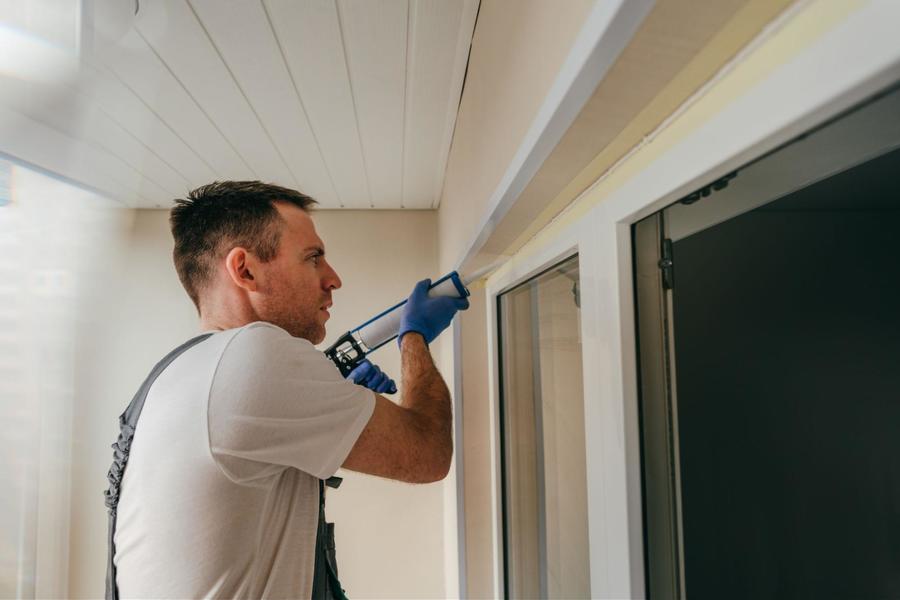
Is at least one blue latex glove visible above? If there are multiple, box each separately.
[347,359,397,395]
[398,278,470,345]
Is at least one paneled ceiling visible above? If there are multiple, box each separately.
[0,0,479,208]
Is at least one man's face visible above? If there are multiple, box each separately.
[255,203,341,344]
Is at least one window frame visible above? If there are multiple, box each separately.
[495,253,584,599]
[472,3,900,597]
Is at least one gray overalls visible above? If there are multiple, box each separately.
[104,333,348,599]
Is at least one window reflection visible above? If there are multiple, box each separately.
[498,255,589,599]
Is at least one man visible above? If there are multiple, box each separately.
[109,181,468,598]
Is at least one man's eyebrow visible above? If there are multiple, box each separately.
[302,245,325,255]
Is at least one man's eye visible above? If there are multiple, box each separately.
[309,254,321,265]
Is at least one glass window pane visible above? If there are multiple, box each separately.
[498,255,589,599]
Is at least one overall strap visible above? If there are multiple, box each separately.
[312,476,348,600]
[104,333,214,600]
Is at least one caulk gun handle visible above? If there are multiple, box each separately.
[324,330,367,377]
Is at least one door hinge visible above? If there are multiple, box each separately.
[679,170,738,205]
[659,238,674,290]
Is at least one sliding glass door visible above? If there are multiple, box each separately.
[497,255,589,599]
[634,86,900,599]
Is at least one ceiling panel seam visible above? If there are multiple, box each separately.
[134,27,260,180]
[97,63,222,180]
[399,0,410,208]
[4,89,170,204]
[334,0,374,208]
[0,105,145,206]
[261,0,344,207]
[31,114,160,206]
[84,111,188,197]
[185,0,301,190]
[93,104,193,192]
[74,72,194,192]
[9,70,185,198]
[401,0,417,208]
[82,130,172,202]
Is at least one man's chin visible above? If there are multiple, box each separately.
[284,321,326,345]
[308,322,327,345]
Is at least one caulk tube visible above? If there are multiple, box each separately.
[355,271,470,352]
[325,272,470,377]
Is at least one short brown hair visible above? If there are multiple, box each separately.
[170,180,317,311]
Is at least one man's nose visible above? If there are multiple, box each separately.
[323,261,341,290]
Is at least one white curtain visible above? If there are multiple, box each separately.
[0,159,125,598]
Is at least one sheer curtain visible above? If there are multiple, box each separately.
[0,158,124,598]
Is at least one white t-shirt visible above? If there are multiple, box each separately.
[114,321,375,599]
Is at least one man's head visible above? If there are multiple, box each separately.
[170,181,341,343]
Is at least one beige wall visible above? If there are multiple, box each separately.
[312,210,448,599]
[68,208,448,599]
[437,0,595,271]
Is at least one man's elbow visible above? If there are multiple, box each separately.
[413,445,452,484]
[430,451,452,483]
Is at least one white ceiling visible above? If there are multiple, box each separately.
[0,0,479,208]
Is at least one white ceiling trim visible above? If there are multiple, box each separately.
[455,0,655,271]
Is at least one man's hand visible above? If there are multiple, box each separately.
[347,359,397,394]
[397,278,470,345]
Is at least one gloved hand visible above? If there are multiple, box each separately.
[398,278,470,345]
[347,359,397,394]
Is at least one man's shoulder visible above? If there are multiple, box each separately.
[217,321,324,374]
[235,320,289,338]
[227,321,314,350]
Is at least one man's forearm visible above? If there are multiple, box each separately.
[399,333,452,472]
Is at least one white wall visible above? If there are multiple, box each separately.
[67,208,448,599]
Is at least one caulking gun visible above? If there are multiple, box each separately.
[324,271,473,377]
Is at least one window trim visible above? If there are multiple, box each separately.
[486,244,582,599]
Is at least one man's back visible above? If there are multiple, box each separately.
[113,323,374,599]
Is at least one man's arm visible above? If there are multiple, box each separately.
[341,332,451,483]
[341,277,466,483]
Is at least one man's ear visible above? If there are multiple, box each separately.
[224,247,259,292]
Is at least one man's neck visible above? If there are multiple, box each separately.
[199,305,260,333]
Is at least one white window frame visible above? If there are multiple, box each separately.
[475,2,900,597]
